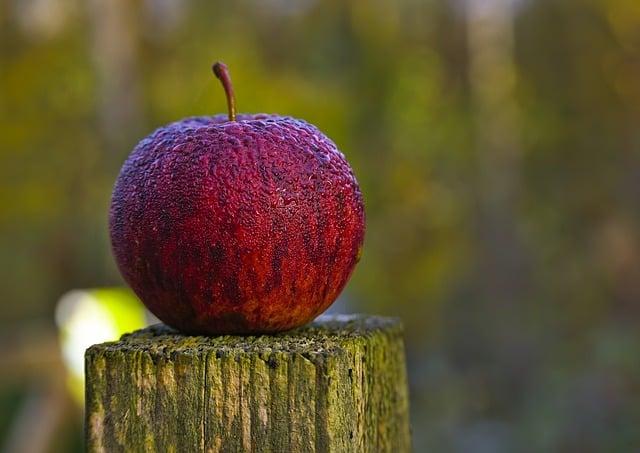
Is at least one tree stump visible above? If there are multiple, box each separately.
[85,314,411,452]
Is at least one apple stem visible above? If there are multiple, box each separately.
[212,62,237,122]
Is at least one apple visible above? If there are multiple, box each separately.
[109,62,365,334]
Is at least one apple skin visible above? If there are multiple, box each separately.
[109,114,365,334]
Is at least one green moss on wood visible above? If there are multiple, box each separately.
[85,314,411,452]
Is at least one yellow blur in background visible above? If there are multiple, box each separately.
[2,0,640,451]
[55,288,146,404]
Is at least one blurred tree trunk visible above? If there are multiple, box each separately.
[36,0,144,312]
[467,0,529,304]
[87,0,142,155]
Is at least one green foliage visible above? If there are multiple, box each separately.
[2,0,640,450]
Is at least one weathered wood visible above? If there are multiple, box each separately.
[85,314,411,452]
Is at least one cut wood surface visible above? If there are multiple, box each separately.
[85,314,411,452]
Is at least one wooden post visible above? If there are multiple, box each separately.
[85,314,411,452]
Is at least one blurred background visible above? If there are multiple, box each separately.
[2,0,640,451]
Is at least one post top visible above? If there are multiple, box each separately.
[86,314,403,358]
[85,313,410,452]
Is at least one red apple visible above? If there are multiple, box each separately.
[109,62,365,334]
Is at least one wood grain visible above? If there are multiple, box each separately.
[85,314,411,452]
